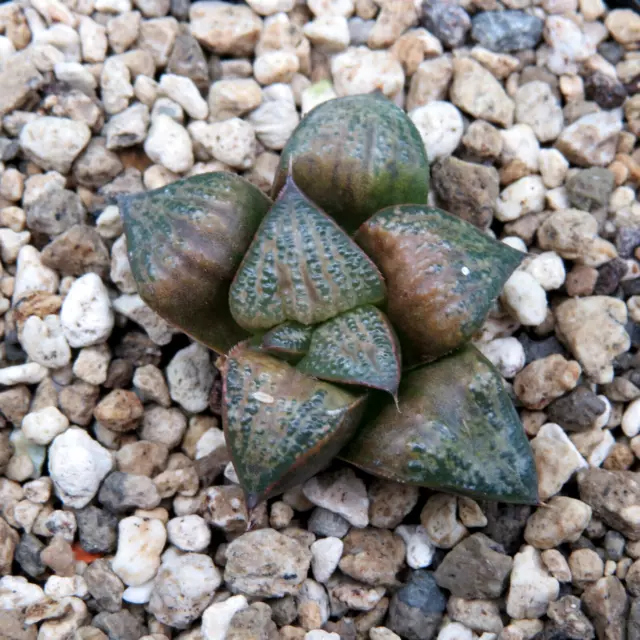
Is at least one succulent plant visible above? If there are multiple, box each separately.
[120,93,538,510]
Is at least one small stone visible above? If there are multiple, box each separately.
[21,406,69,446]
[166,515,210,552]
[167,33,209,91]
[84,558,125,612]
[501,271,547,327]
[201,485,248,533]
[513,355,581,410]
[546,386,606,433]
[331,46,404,98]
[75,506,118,554]
[202,595,249,640]
[555,110,623,168]
[133,364,171,407]
[605,9,640,46]
[370,630,402,640]
[73,139,123,189]
[48,428,113,508]
[387,570,446,640]
[539,149,568,189]
[144,115,193,173]
[570,548,604,584]
[188,118,255,169]
[112,515,167,586]
[582,576,628,640]
[406,57,453,111]
[190,2,262,56]
[247,98,299,151]
[208,78,262,121]
[19,116,90,174]
[308,508,350,538]
[94,389,144,433]
[254,51,299,84]
[296,578,330,630]
[27,188,86,237]
[138,16,179,67]
[338,528,405,586]
[98,471,161,512]
[515,81,563,143]
[555,296,629,384]
[431,157,498,229]
[578,468,640,540]
[524,497,592,549]
[584,73,627,110]
[159,74,208,120]
[546,595,595,640]
[420,0,470,49]
[531,423,588,500]
[506,545,559,619]
[461,120,502,160]
[225,528,311,597]
[303,468,369,528]
[20,315,71,370]
[165,342,214,413]
[496,177,546,223]
[434,533,512,599]
[565,168,615,213]
[395,525,435,570]
[305,17,350,52]
[420,494,467,550]
[368,479,419,529]
[112,294,175,345]
[149,550,221,628]
[92,609,145,640]
[60,273,114,348]
[409,101,463,162]
[58,381,100,426]
[311,537,343,584]
[446,597,502,634]
[104,103,150,150]
[471,11,543,52]
[116,441,168,477]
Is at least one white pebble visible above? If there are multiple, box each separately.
[167,515,211,552]
[501,271,548,326]
[410,101,463,162]
[539,148,569,189]
[593,396,611,429]
[310,537,343,584]
[0,576,46,609]
[247,99,300,151]
[502,236,527,253]
[495,176,546,222]
[60,273,114,347]
[395,525,435,569]
[159,73,208,120]
[622,397,640,437]
[188,118,255,169]
[523,252,566,291]
[144,114,194,173]
[20,315,71,369]
[0,362,48,386]
[44,575,88,600]
[122,579,155,604]
[22,406,70,446]
[254,51,299,85]
[13,245,59,305]
[437,622,474,640]
[48,428,113,508]
[477,337,525,379]
[112,516,167,586]
[201,595,249,640]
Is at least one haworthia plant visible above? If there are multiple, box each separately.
[121,93,538,510]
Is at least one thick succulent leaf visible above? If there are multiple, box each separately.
[119,172,272,354]
[272,94,429,233]
[221,344,367,508]
[261,321,313,361]
[229,176,386,331]
[297,306,401,398]
[356,205,524,366]
[341,346,538,505]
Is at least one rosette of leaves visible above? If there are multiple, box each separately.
[120,93,538,509]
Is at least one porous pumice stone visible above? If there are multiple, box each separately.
[0,0,639,639]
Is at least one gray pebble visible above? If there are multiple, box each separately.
[308,507,351,538]
[15,533,45,579]
[98,471,161,513]
[85,558,125,613]
[546,386,606,433]
[421,0,470,48]
[471,10,543,53]
[75,506,119,554]
[26,189,87,237]
[93,610,147,640]
[565,168,615,212]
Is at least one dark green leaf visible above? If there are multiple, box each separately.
[356,205,524,366]
[297,306,401,398]
[119,172,272,354]
[341,346,538,505]
[229,176,386,331]
[261,321,313,361]
[222,344,367,508]
[272,94,429,233]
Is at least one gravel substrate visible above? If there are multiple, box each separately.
[0,0,639,638]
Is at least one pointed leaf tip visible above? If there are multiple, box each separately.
[272,94,429,232]
[356,205,524,366]
[229,177,386,331]
[119,172,272,354]
[222,344,367,506]
[341,346,538,505]
[297,305,401,397]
